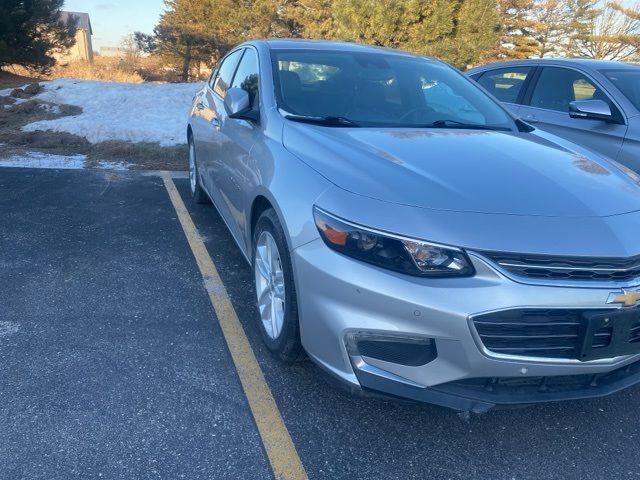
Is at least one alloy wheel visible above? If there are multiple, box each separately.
[254,231,286,339]
[188,141,196,193]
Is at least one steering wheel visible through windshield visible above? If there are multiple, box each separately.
[271,49,514,130]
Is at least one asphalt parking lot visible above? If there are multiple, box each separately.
[2,167,640,480]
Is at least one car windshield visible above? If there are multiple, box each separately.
[601,68,640,111]
[271,49,513,129]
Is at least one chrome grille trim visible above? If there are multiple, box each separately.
[472,251,640,288]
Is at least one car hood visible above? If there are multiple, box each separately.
[283,123,640,218]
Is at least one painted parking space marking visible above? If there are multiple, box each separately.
[161,172,307,480]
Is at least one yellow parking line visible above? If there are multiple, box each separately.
[161,172,308,480]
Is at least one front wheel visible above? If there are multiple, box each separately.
[253,209,304,362]
[188,136,210,204]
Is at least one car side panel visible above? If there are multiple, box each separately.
[518,104,627,161]
[518,66,628,160]
[618,116,640,172]
[243,124,332,256]
[189,88,214,186]
[196,88,226,195]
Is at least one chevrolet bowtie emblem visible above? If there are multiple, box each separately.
[606,289,640,307]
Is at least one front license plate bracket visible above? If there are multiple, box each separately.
[579,309,640,361]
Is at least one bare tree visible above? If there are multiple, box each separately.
[121,34,142,69]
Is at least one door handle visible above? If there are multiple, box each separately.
[523,114,539,123]
[211,117,220,130]
[196,101,205,111]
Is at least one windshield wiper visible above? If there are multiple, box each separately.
[409,119,510,131]
[284,114,360,127]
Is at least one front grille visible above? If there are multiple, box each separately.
[630,322,640,343]
[472,309,611,359]
[479,251,640,282]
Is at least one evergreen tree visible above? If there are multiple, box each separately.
[0,0,77,73]
[493,0,540,59]
[283,0,335,39]
[532,0,573,57]
[610,1,640,59]
[437,0,502,67]
[565,0,600,56]
[569,0,638,60]
[330,0,501,68]
[147,0,218,81]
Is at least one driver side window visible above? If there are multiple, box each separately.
[530,67,610,113]
[230,48,260,110]
[212,49,244,98]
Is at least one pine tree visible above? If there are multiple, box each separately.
[0,0,77,72]
[610,1,640,59]
[565,0,600,56]
[148,0,215,81]
[569,0,638,60]
[142,0,293,81]
[532,0,573,57]
[329,0,501,68]
[283,0,335,39]
[437,0,502,68]
[493,0,540,59]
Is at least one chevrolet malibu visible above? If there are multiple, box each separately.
[188,39,640,412]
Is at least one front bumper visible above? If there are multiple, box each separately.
[293,239,640,411]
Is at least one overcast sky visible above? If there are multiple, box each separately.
[64,0,164,50]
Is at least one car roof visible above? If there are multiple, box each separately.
[467,58,639,74]
[244,38,435,60]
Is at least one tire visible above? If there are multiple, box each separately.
[188,135,210,204]
[252,208,304,362]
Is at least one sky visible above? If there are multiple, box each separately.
[63,0,165,50]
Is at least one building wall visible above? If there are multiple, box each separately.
[55,30,94,63]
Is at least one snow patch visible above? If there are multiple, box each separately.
[0,85,27,96]
[22,79,201,146]
[38,103,61,114]
[0,321,19,337]
[96,160,129,171]
[0,152,87,169]
[0,151,131,171]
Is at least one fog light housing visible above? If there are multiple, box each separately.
[345,332,437,367]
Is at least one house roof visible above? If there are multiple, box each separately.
[60,11,92,35]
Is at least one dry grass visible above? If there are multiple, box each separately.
[8,56,177,84]
[0,71,41,89]
[49,57,145,83]
[6,55,200,84]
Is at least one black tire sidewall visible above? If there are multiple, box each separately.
[252,209,303,361]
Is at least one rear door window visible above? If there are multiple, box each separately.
[477,67,532,104]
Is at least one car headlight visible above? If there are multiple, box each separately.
[313,207,474,278]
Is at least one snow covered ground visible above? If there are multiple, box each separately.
[18,79,201,146]
[0,151,129,170]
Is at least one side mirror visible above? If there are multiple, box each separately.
[224,87,258,121]
[569,99,615,122]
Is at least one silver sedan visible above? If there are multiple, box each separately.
[467,59,640,172]
[188,39,640,412]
